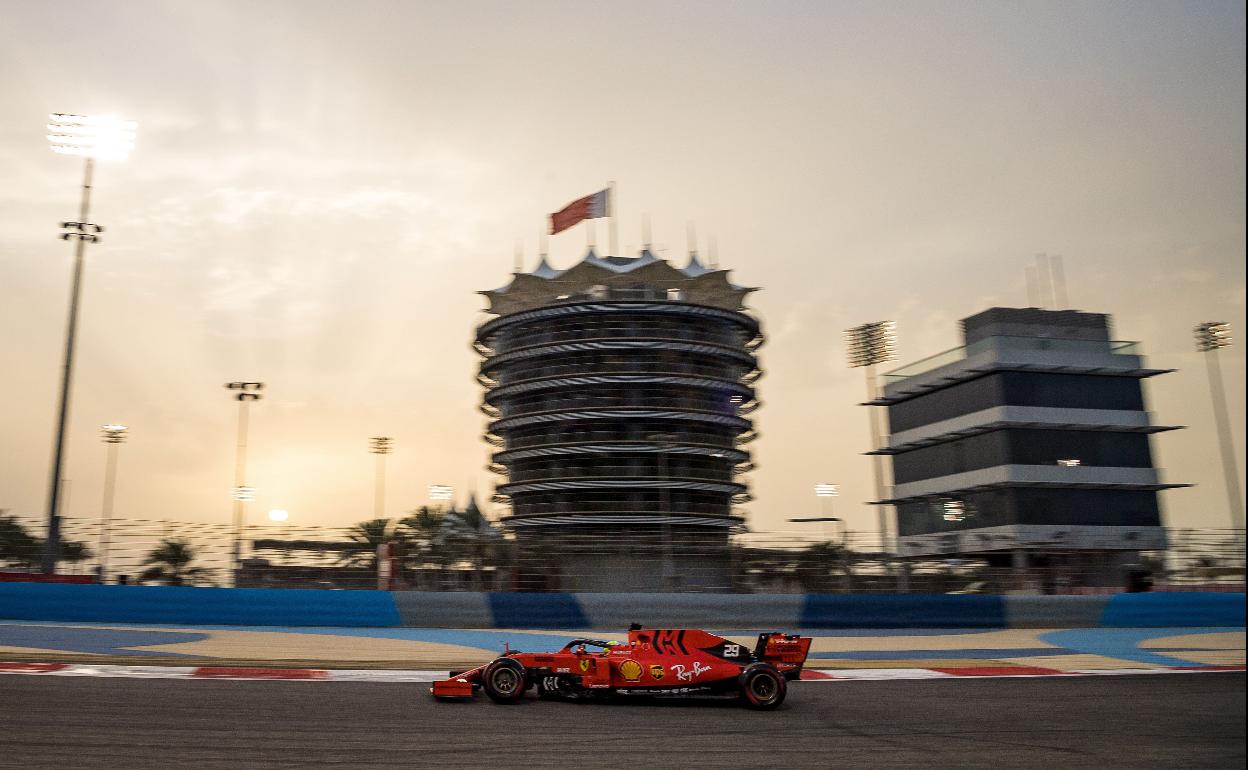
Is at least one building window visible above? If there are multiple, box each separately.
[891,429,1154,484]
[887,372,1148,434]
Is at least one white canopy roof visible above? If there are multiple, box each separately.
[481,249,756,315]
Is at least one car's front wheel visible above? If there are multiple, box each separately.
[738,663,786,710]
[482,658,527,704]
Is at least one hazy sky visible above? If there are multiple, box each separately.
[1,0,1244,540]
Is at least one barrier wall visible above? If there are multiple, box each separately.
[0,584,402,627]
[0,584,1242,629]
[1100,592,1245,628]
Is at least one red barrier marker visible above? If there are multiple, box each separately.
[930,666,1070,677]
[0,662,70,673]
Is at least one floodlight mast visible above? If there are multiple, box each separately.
[96,424,128,582]
[430,484,454,504]
[41,113,137,574]
[814,482,839,517]
[845,321,903,589]
[225,381,264,583]
[370,437,393,519]
[1194,322,1243,540]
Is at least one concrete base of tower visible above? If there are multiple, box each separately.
[508,525,737,592]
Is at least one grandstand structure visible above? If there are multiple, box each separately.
[474,249,763,590]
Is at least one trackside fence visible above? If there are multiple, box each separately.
[0,511,1243,595]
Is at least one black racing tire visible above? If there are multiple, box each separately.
[738,663,786,710]
[482,658,527,704]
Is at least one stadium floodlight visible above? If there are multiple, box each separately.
[1194,322,1243,540]
[96,424,129,583]
[369,436,393,454]
[813,482,840,522]
[370,437,394,518]
[1194,322,1231,352]
[41,113,137,575]
[47,113,137,161]
[844,321,897,368]
[225,382,264,582]
[845,320,901,584]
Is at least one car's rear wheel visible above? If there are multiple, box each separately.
[482,658,527,704]
[739,663,786,710]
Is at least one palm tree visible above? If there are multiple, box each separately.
[0,513,40,568]
[438,496,501,589]
[59,540,93,572]
[341,518,407,569]
[0,513,92,571]
[398,507,444,562]
[139,538,211,586]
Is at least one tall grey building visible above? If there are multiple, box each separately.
[475,249,762,590]
[872,307,1186,583]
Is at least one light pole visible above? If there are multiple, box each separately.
[370,437,393,519]
[814,483,840,523]
[225,381,264,580]
[268,508,290,564]
[1195,322,1244,541]
[845,320,903,588]
[96,424,127,583]
[41,113,137,574]
[648,432,679,592]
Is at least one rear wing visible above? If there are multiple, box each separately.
[754,633,812,678]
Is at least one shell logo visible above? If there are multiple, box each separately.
[618,659,643,681]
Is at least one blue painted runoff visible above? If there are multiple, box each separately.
[1036,627,1238,667]
[0,624,209,657]
[0,621,591,655]
[0,583,402,627]
[1100,592,1244,628]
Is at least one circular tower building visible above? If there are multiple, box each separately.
[475,249,762,591]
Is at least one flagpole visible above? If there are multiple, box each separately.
[609,181,618,257]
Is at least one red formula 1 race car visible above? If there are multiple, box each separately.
[431,626,812,710]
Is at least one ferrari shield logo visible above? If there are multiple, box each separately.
[578,658,590,673]
[649,664,664,680]
[618,659,643,681]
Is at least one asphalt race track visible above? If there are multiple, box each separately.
[0,673,1242,769]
